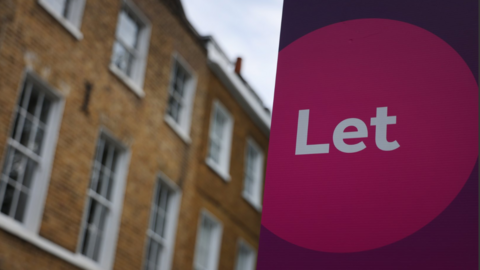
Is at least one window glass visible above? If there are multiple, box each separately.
[243,140,263,208]
[80,137,121,261]
[0,81,53,223]
[194,213,221,270]
[143,181,175,270]
[112,6,143,78]
[235,243,255,270]
[117,10,140,49]
[167,62,191,125]
[208,106,227,164]
[244,143,259,198]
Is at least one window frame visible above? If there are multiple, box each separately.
[164,53,198,144]
[193,210,223,270]
[0,70,65,233]
[77,129,131,269]
[234,239,256,270]
[109,0,151,98]
[242,138,264,211]
[142,172,182,270]
[205,100,234,181]
[38,0,86,40]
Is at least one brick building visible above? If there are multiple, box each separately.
[0,0,270,269]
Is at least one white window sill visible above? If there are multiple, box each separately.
[109,64,145,98]
[164,116,192,144]
[242,193,262,212]
[205,158,231,182]
[0,216,102,270]
[38,0,83,40]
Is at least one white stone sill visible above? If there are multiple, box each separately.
[205,158,231,182]
[242,193,262,213]
[0,216,102,270]
[164,116,192,144]
[109,64,146,98]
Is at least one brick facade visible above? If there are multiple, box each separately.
[0,0,269,270]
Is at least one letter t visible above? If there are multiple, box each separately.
[370,107,400,151]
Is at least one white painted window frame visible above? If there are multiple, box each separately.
[206,100,233,181]
[193,210,223,270]
[142,171,181,270]
[0,70,65,234]
[109,0,151,98]
[77,128,131,269]
[38,0,86,40]
[234,239,256,270]
[242,138,264,211]
[164,52,197,144]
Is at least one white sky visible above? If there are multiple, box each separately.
[181,0,283,110]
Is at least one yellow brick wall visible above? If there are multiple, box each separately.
[0,0,268,269]
[171,72,268,270]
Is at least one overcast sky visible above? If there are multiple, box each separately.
[181,0,284,110]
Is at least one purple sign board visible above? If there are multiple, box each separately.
[258,1,478,269]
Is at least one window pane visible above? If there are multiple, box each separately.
[11,113,22,140]
[1,184,15,216]
[92,205,107,261]
[112,42,134,75]
[144,180,176,270]
[40,98,51,124]
[100,144,110,166]
[144,239,154,270]
[7,150,24,182]
[26,89,40,116]
[98,205,108,233]
[145,239,160,270]
[208,140,221,163]
[110,148,118,172]
[167,97,181,123]
[154,211,166,237]
[244,143,262,202]
[96,168,107,195]
[19,117,33,147]
[22,158,36,189]
[1,147,13,174]
[81,227,91,255]
[81,198,108,261]
[167,60,191,125]
[81,137,120,261]
[106,175,115,201]
[86,199,98,225]
[33,126,45,155]
[92,231,103,262]
[244,176,253,196]
[0,82,53,224]
[195,216,217,270]
[213,111,225,139]
[117,10,140,49]
[174,68,185,97]
[19,83,30,109]
[149,240,160,270]
[14,191,29,222]
[154,188,169,236]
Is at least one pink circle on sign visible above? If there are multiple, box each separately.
[262,19,478,253]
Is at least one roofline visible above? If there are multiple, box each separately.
[205,38,271,137]
[166,0,272,136]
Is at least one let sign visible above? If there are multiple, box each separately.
[258,1,478,269]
